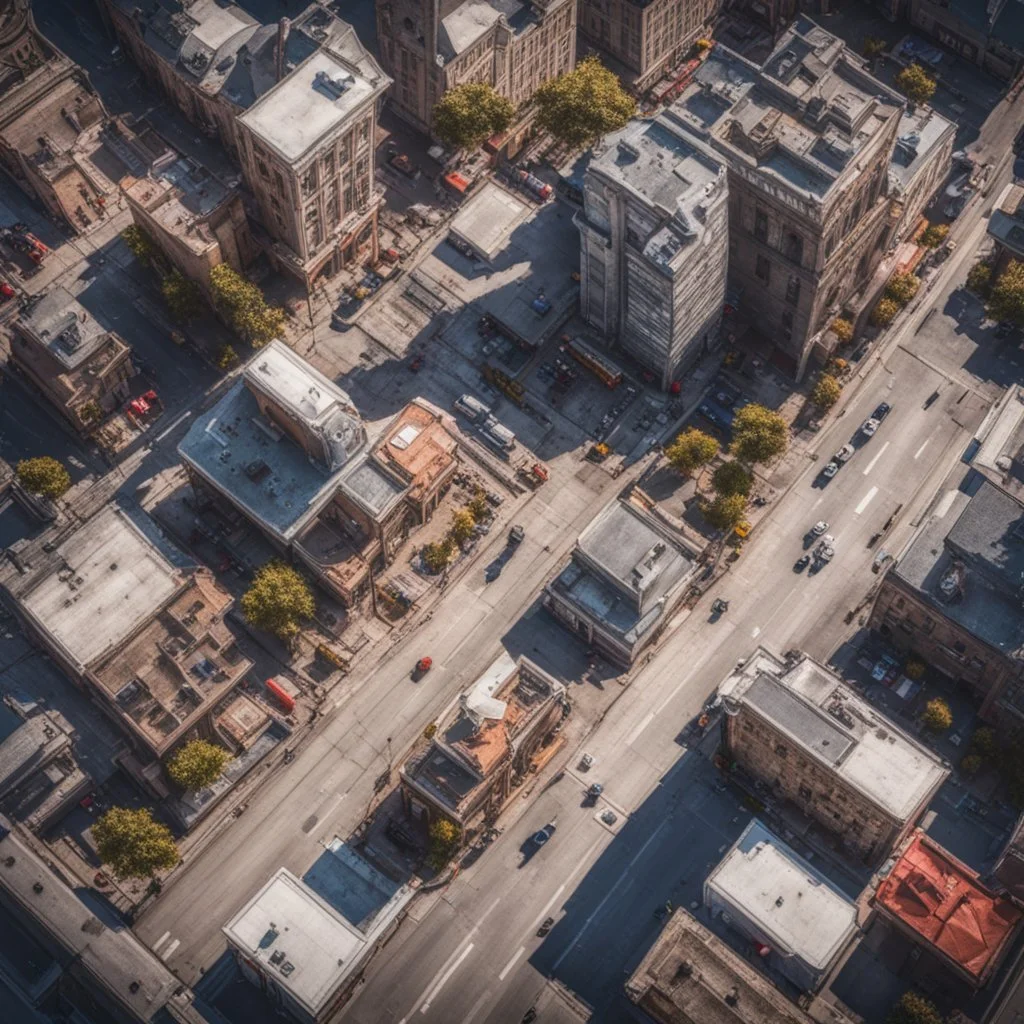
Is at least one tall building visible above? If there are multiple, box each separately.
[374,0,576,134]
[577,110,729,388]
[577,0,719,93]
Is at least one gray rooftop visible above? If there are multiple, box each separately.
[0,713,72,800]
[338,459,404,518]
[448,181,532,263]
[988,183,1024,260]
[888,105,956,194]
[17,288,112,370]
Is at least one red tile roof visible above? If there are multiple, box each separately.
[875,832,1022,984]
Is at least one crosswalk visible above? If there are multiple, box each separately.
[151,930,181,962]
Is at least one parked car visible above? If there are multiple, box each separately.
[794,554,811,573]
[811,520,829,536]
[861,417,880,437]
[814,535,836,563]
[822,461,839,479]
[872,402,891,421]
[532,820,557,846]
[834,444,855,463]
[509,524,525,544]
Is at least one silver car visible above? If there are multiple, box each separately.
[861,417,880,437]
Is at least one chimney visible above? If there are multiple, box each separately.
[275,18,291,82]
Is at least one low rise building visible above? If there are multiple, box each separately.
[719,648,948,865]
[543,496,700,665]
[624,905,814,1023]
[987,182,1024,272]
[704,819,859,993]
[8,287,137,433]
[873,830,1022,988]
[401,654,565,827]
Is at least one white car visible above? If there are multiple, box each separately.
[861,417,880,437]
[834,444,855,463]
[815,535,836,562]
[823,461,839,479]
[811,520,829,536]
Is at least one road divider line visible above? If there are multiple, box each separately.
[152,931,171,953]
[914,438,930,460]
[863,441,890,475]
[626,711,655,747]
[534,883,566,929]
[421,943,474,1014]
[498,946,525,981]
[154,410,191,443]
[459,990,492,1024]
[854,486,878,516]
[751,626,761,638]
[160,938,180,961]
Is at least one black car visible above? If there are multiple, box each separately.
[872,402,891,421]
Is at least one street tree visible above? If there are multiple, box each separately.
[241,561,315,641]
[885,991,944,1024]
[432,83,515,150]
[166,739,229,791]
[16,456,71,499]
[467,489,491,522]
[534,57,635,150]
[450,508,476,544]
[922,697,953,733]
[811,373,842,409]
[988,260,1024,326]
[427,818,462,871]
[702,493,748,532]
[920,223,949,248]
[730,404,788,464]
[422,537,455,574]
[161,270,205,324]
[894,63,936,106]
[863,37,887,59]
[871,297,900,327]
[967,260,993,296]
[831,317,854,343]
[665,427,719,476]
[209,264,285,347]
[886,271,920,306]
[711,460,752,498]
[92,807,179,879]
[122,224,157,266]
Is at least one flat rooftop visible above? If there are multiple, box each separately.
[18,507,181,673]
[721,649,948,820]
[888,106,955,193]
[448,182,532,263]
[238,49,378,162]
[16,288,112,371]
[989,182,1024,259]
[706,819,858,973]
[369,399,458,502]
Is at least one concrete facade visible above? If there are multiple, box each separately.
[375,0,576,134]
[908,0,1024,82]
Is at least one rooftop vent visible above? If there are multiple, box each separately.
[938,561,965,603]
[617,141,639,162]
[315,70,355,99]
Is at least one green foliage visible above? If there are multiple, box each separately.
[885,991,944,1024]
[863,37,887,59]
[811,373,842,410]
[534,57,635,150]
[971,727,996,758]
[432,82,515,150]
[988,260,1024,326]
[423,722,437,741]
[904,658,926,680]
[241,561,315,641]
[922,697,953,733]
[16,457,71,499]
[427,818,462,870]
[711,460,752,498]
[960,753,983,777]
[967,260,993,296]
[122,224,157,265]
[216,344,239,371]
[209,264,285,347]
[166,739,229,791]
[895,63,937,106]
[92,807,179,879]
[730,404,789,464]
[450,508,476,544]
[920,223,949,248]
[665,427,719,475]
[886,272,920,306]
[831,317,854,344]
[422,537,455,574]
[695,38,713,52]
[77,400,104,427]
[871,297,900,326]
[161,270,204,325]
[702,492,748,531]
[467,490,491,522]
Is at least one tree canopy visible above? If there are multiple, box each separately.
[885,271,920,306]
[122,224,157,265]
[811,373,842,409]
[886,991,944,1024]
[93,807,179,879]
[209,264,285,347]
[166,739,229,791]
[871,297,899,327]
[432,83,515,150]
[16,457,71,499]
[711,461,752,497]
[923,697,953,733]
[895,63,936,106]
[534,57,635,150]
[428,818,462,870]
[161,270,205,324]
[450,508,476,543]
[665,428,719,475]
[988,260,1024,326]
[422,538,455,574]
[241,561,315,641]
[730,405,788,464]
[703,493,748,531]
[831,317,854,344]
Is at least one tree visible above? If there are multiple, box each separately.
[166,739,229,791]
[534,57,635,150]
[161,270,204,324]
[863,37,887,59]
[702,493,748,531]
[665,428,719,475]
[209,264,285,347]
[988,260,1024,326]
[922,697,953,733]
[831,317,854,344]
[971,726,997,758]
[77,400,104,427]
[871,297,900,327]
[967,260,993,296]
[886,272,920,306]
[895,63,937,106]
[904,658,926,680]
[241,561,315,641]
[920,223,949,248]
[422,537,455,574]
[960,753,983,777]
[432,83,515,150]
[92,807,179,879]
[16,457,70,499]
[711,461,752,497]
[730,404,788,465]
[450,508,476,544]
[122,224,157,265]
[811,373,842,410]
[886,991,943,1024]
[216,344,239,371]
[468,490,491,522]
[427,818,462,871]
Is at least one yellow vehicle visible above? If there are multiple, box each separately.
[733,521,751,539]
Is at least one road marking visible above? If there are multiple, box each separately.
[152,931,171,953]
[154,410,191,443]
[914,438,930,460]
[854,487,878,516]
[751,626,761,638]
[812,497,823,509]
[459,991,492,1024]
[160,938,180,961]
[534,883,566,928]
[862,441,890,475]
[552,821,669,972]
[420,943,475,1013]
[498,946,525,981]
[626,711,655,746]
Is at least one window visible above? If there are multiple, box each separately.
[754,208,768,242]
[785,275,800,305]
[774,743,788,758]
[780,310,793,341]
[785,232,803,264]
[755,254,771,284]
[257,159,269,179]
[954,640,966,653]
[798,784,812,801]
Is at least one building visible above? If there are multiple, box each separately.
[868,476,1024,725]
[8,288,137,434]
[0,816,209,1022]
[375,0,576,135]
[873,830,1023,988]
[543,496,700,665]
[719,648,949,865]
[994,815,1024,904]
[224,840,414,1024]
[577,0,719,94]
[986,182,1024,271]
[102,1,390,289]
[666,20,907,379]
[739,0,798,35]
[577,108,729,388]
[0,506,253,770]
[624,906,815,1024]
[704,819,859,993]
[401,653,565,827]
